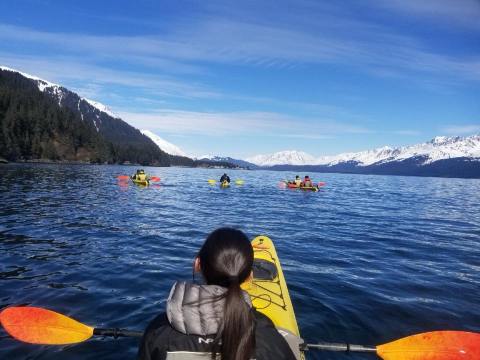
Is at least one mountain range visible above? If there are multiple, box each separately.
[243,135,480,178]
[0,66,193,166]
[197,135,480,178]
[1,65,479,178]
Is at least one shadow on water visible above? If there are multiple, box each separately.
[0,164,479,359]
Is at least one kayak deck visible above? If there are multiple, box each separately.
[243,236,303,359]
[285,182,318,192]
[131,178,149,186]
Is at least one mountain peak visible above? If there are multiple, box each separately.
[141,130,187,157]
[83,98,117,119]
[246,150,315,166]
[0,65,59,89]
[0,65,118,119]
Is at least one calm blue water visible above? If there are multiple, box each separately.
[1,164,479,359]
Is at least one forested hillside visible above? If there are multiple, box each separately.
[0,70,193,166]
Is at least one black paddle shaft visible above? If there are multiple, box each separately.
[303,342,376,352]
[93,328,144,338]
[92,328,378,353]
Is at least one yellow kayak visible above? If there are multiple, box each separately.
[243,236,304,359]
[220,180,230,188]
[131,178,149,186]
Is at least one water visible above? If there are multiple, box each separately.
[1,164,479,359]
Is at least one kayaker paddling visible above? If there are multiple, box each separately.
[301,175,312,187]
[138,228,296,360]
[132,169,149,182]
[220,173,231,184]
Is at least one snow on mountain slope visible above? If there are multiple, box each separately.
[246,150,316,166]
[0,65,117,118]
[141,130,187,157]
[82,98,117,119]
[245,135,480,167]
[315,135,480,166]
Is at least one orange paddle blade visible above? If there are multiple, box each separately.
[117,175,130,180]
[150,176,160,182]
[377,331,480,360]
[0,307,94,345]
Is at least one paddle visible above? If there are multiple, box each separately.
[208,179,244,185]
[1,307,479,359]
[305,331,480,359]
[0,307,142,345]
[117,175,160,182]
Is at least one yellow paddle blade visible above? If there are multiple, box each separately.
[235,179,244,185]
[0,307,94,345]
[207,179,216,184]
[377,331,480,360]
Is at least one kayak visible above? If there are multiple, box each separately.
[131,178,149,186]
[285,182,318,192]
[243,236,304,360]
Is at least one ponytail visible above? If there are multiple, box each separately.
[198,228,255,360]
[220,280,255,360]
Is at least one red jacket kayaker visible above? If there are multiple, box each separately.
[302,176,312,187]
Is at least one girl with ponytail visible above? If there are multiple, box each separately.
[138,228,296,360]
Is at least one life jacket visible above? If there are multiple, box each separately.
[303,178,312,187]
[294,179,301,186]
[138,173,146,181]
[138,282,299,360]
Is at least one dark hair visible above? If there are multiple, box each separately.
[198,228,255,360]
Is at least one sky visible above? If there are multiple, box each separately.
[1,0,479,159]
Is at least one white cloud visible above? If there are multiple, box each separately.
[441,125,480,136]
[0,17,479,84]
[0,52,220,100]
[117,109,371,138]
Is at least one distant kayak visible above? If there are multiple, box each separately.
[284,181,319,192]
[131,178,149,186]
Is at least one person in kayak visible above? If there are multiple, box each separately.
[220,173,231,184]
[294,175,301,187]
[302,175,313,187]
[138,228,296,360]
[287,175,302,188]
[132,169,149,182]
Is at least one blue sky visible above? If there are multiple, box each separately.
[1,0,479,158]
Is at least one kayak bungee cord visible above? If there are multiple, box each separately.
[250,248,288,311]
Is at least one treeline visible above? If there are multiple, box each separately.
[0,70,193,166]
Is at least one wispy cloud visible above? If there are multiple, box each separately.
[117,109,371,138]
[441,124,480,136]
[0,52,221,100]
[0,16,478,85]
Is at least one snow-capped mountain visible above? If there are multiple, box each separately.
[246,135,480,168]
[253,135,480,178]
[0,65,195,165]
[141,130,187,157]
[246,150,315,166]
[315,135,480,166]
[0,66,117,121]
